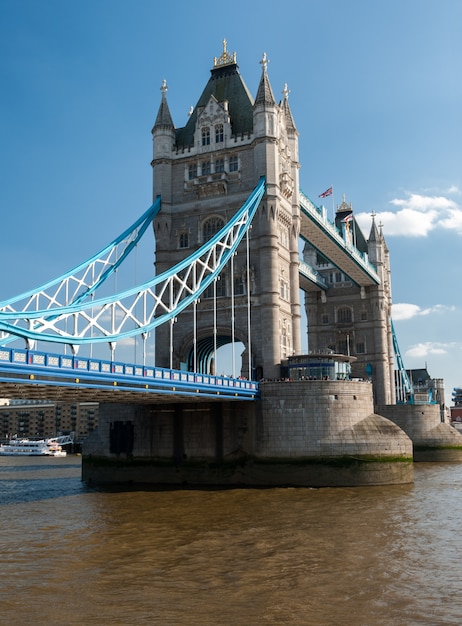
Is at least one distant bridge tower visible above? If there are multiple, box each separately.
[303,203,395,405]
[151,42,301,380]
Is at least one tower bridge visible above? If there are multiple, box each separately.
[1,42,460,485]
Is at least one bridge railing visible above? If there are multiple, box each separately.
[298,259,329,290]
[0,347,258,397]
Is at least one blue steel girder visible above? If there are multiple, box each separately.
[0,197,162,346]
[299,192,380,287]
[391,319,414,402]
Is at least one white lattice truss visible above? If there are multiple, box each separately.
[0,178,265,351]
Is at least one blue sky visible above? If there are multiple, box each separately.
[0,0,461,404]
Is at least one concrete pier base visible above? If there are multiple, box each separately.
[82,380,414,487]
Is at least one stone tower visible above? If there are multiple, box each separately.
[303,201,395,405]
[151,43,301,380]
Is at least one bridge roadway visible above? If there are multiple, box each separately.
[299,191,380,287]
[0,348,258,404]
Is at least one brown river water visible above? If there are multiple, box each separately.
[1,456,461,626]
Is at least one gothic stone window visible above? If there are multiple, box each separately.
[203,272,227,298]
[201,160,211,176]
[234,275,245,295]
[280,271,289,300]
[337,339,348,355]
[216,273,227,297]
[215,124,224,143]
[215,158,224,173]
[280,319,291,358]
[201,127,210,146]
[337,307,352,324]
[329,271,345,284]
[279,225,289,248]
[355,341,366,354]
[188,163,197,180]
[179,231,189,249]
[203,216,225,242]
[229,155,238,172]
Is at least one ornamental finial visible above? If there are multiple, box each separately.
[213,39,237,67]
[160,79,168,95]
[260,52,269,72]
[282,83,290,100]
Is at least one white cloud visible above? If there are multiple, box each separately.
[405,341,460,359]
[390,194,456,212]
[392,302,454,321]
[355,190,462,237]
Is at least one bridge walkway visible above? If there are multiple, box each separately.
[299,191,379,287]
[0,348,258,404]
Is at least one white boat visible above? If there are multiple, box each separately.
[0,436,71,457]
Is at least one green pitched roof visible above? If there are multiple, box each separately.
[175,63,254,148]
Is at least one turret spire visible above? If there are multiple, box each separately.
[368,211,380,243]
[255,52,276,105]
[153,79,174,131]
[281,82,297,132]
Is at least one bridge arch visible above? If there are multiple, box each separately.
[179,328,248,377]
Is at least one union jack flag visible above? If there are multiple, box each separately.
[319,187,333,198]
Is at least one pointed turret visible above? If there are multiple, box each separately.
[253,52,278,140]
[368,213,384,265]
[368,212,380,243]
[151,79,176,203]
[281,83,297,134]
[152,79,175,132]
[255,52,276,106]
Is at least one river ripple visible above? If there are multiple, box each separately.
[1,457,461,625]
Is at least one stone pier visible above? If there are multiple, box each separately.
[82,380,413,487]
[376,403,462,461]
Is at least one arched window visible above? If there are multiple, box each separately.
[229,155,239,172]
[234,275,245,295]
[188,164,197,180]
[179,231,189,249]
[215,124,224,143]
[215,158,224,173]
[201,160,211,175]
[203,216,225,242]
[201,127,210,146]
[337,307,352,324]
